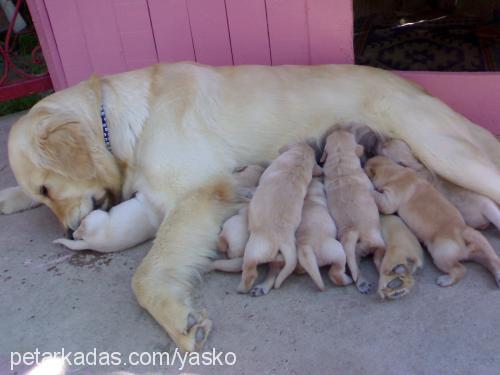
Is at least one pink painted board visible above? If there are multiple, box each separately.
[75,0,127,76]
[307,0,354,64]
[186,0,233,65]
[26,0,66,90]
[225,0,271,65]
[398,71,500,134]
[112,0,158,70]
[43,0,93,86]
[266,0,309,65]
[147,0,195,62]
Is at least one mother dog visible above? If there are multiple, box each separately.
[2,62,500,351]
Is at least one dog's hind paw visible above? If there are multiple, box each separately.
[356,277,373,294]
[250,285,271,297]
[436,274,455,287]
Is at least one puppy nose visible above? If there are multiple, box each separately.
[66,228,75,240]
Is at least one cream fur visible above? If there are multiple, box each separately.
[2,62,500,351]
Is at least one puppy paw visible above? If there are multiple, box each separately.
[250,285,271,297]
[436,274,455,287]
[356,277,373,294]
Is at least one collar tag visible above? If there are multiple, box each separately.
[100,104,112,153]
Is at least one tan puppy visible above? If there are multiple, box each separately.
[238,143,318,294]
[297,177,352,290]
[322,130,385,294]
[380,139,500,232]
[214,165,265,263]
[378,215,424,299]
[365,156,500,287]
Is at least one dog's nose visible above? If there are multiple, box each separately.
[66,228,75,240]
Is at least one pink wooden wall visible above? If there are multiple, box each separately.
[27,0,500,133]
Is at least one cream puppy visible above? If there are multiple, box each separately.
[238,143,318,294]
[322,130,385,294]
[213,165,264,267]
[297,177,352,290]
[365,156,500,287]
[54,193,160,252]
[380,139,500,231]
[378,215,424,299]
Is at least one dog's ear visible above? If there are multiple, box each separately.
[364,160,375,178]
[36,114,96,180]
[355,144,364,158]
[312,163,323,177]
[320,149,327,163]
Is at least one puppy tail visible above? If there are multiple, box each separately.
[211,257,244,272]
[341,231,360,282]
[53,238,89,251]
[482,200,500,233]
[274,242,297,289]
[298,245,325,291]
[463,227,500,285]
[217,233,229,253]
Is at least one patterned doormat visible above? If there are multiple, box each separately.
[355,17,500,71]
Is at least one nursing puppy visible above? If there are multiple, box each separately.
[297,177,352,290]
[378,215,424,299]
[213,165,264,270]
[322,130,385,294]
[365,156,500,287]
[54,193,160,252]
[380,139,500,231]
[238,143,318,294]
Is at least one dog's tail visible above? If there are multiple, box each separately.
[274,241,297,289]
[211,257,243,272]
[482,200,500,233]
[298,245,324,291]
[463,226,500,287]
[217,233,229,253]
[341,231,360,282]
[53,238,89,251]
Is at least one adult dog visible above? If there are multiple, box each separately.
[2,62,500,351]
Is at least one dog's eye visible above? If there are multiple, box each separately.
[40,185,49,197]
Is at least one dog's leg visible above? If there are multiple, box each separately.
[463,227,500,287]
[341,231,361,285]
[321,238,352,287]
[251,257,284,297]
[132,180,235,352]
[0,186,40,214]
[53,238,90,250]
[211,257,243,272]
[429,240,467,287]
[274,241,297,288]
[482,200,500,233]
[372,190,399,215]
[298,245,325,291]
[238,233,272,293]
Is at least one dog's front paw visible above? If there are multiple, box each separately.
[176,309,212,352]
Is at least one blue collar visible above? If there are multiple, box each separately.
[100,104,112,153]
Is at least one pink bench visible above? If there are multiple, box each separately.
[27,0,500,133]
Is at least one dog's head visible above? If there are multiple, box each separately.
[379,139,423,171]
[363,155,401,182]
[8,81,122,233]
[321,130,364,163]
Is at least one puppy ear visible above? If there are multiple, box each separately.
[320,150,327,163]
[355,144,364,158]
[364,162,375,178]
[312,164,323,177]
[278,143,294,154]
[36,115,96,180]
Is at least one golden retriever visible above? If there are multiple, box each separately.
[365,156,500,288]
[238,143,316,294]
[322,130,385,293]
[378,214,424,300]
[296,177,352,290]
[2,62,500,351]
[380,138,500,231]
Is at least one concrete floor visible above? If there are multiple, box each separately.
[1,111,500,375]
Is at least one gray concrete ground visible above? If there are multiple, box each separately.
[1,111,500,375]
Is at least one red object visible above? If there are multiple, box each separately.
[0,0,52,101]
